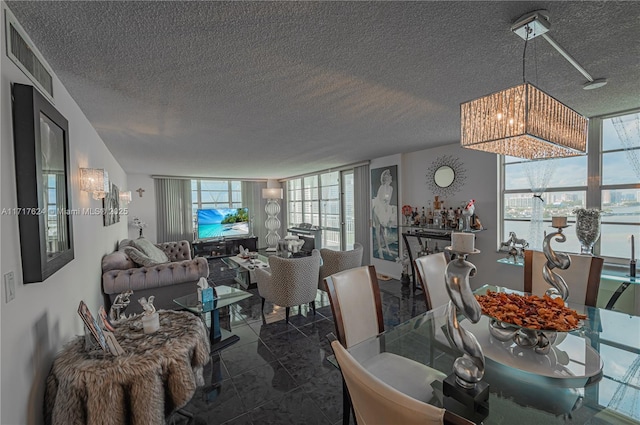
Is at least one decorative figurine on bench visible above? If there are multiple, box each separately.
[139,296,159,334]
[109,289,133,322]
[499,231,529,263]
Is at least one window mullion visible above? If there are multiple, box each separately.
[587,117,602,211]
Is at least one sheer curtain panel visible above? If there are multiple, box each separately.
[353,164,371,265]
[155,178,193,243]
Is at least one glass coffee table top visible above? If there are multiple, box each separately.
[222,254,270,271]
[173,285,252,313]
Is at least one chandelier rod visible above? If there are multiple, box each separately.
[540,33,593,82]
[512,10,607,90]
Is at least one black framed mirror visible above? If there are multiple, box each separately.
[12,83,74,283]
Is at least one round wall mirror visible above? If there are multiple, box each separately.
[426,155,467,197]
[434,166,455,188]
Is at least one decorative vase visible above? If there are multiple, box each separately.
[574,209,601,255]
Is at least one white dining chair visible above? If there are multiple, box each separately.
[324,265,446,424]
[414,252,451,310]
[330,338,445,425]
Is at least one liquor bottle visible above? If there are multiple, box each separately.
[420,207,426,226]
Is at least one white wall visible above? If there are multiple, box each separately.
[372,144,524,289]
[405,143,522,289]
[0,4,127,423]
[125,174,157,242]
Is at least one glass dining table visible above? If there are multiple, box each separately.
[340,285,640,424]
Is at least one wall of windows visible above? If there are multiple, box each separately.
[501,110,640,262]
[191,179,242,223]
[286,170,354,250]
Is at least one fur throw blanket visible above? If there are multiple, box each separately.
[45,310,210,425]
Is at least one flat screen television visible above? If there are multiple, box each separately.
[197,207,249,240]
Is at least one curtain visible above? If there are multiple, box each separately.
[612,115,640,180]
[242,181,267,248]
[353,164,371,265]
[155,178,192,243]
[524,159,556,250]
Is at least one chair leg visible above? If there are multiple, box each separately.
[261,297,265,312]
[285,307,290,323]
[310,301,316,315]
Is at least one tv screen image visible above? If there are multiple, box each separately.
[197,208,249,240]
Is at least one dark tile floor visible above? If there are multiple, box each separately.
[171,260,427,425]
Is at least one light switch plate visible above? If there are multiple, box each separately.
[4,271,15,302]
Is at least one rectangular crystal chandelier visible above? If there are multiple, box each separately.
[460,83,588,159]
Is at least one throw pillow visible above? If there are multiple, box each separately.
[102,251,136,272]
[118,239,135,251]
[131,238,170,264]
[124,246,165,267]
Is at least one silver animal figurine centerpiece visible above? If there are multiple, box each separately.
[499,231,529,262]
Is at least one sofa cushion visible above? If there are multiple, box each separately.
[102,251,136,272]
[124,246,166,267]
[131,238,170,264]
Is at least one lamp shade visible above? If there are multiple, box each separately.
[119,191,132,203]
[262,188,283,199]
[460,83,588,160]
[80,168,108,192]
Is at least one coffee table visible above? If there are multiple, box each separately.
[222,254,270,288]
[174,285,252,352]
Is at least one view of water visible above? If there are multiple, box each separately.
[505,208,639,259]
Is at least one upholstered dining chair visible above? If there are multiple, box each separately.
[523,250,604,307]
[414,252,451,311]
[318,243,364,291]
[330,338,445,425]
[255,249,321,323]
[325,265,447,424]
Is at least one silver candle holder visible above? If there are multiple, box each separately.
[442,241,489,417]
[443,245,485,389]
[542,224,571,301]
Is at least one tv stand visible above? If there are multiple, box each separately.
[192,237,258,259]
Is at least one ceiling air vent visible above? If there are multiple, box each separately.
[5,8,54,100]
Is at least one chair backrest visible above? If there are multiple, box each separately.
[318,243,364,290]
[331,340,445,425]
[524,250,604,307]
[414,253,450,310]
[324,265,384,348]
[262,250,321,306]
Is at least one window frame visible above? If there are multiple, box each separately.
[191,179,243,225]
[500,108,640,264]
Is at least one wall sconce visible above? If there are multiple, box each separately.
[262,186,283,252]
[119,191,132,204]
[80,168,109,200]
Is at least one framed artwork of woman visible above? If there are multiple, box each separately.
[371,166,398,260]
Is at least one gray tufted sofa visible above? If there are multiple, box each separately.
[102,239,209,314]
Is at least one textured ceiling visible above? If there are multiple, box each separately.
[6,1,640,179]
